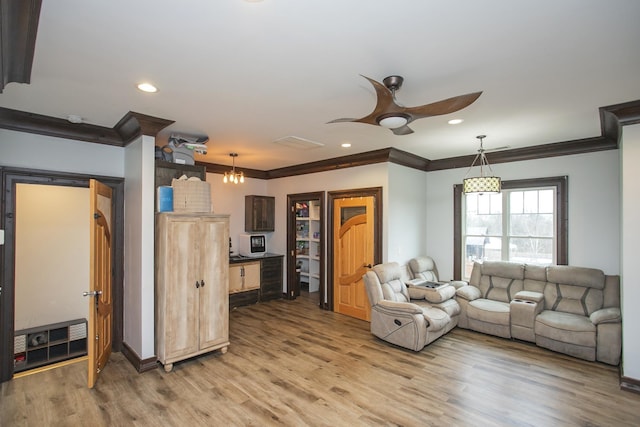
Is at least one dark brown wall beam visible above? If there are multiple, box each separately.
[114,111,175,144]
[602,100,640,126]
[0,0,42,92]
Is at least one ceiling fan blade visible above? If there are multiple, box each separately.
[404,91,482,119]
[328,75,402,126]
[391,125,414,135]
[327,117,359,124]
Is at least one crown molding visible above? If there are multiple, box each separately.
[2,99,638,176]
[0,107,173,146]
[0,0,42,92]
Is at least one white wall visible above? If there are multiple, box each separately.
[123,135,156,359]
[387,163,428,266]
[1,129,124,177]
[14,184,89,330]
[206,173,268,255]
[621,123,640,382]
[426,150,621,280]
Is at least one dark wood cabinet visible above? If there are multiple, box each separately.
[260,255,283,302]
[155,160,205,188]
[245,195,275,232]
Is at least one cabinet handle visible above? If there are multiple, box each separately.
[200,280,205,288]
[195,281,200,288]
[241,266,245,277]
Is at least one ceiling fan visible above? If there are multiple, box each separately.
[328,75,482,135]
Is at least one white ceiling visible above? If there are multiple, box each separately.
[2,0,640,170]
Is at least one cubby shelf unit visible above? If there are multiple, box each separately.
[296,200,321,292]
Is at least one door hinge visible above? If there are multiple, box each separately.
[94,213,101,219]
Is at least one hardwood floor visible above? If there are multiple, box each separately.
[2,295,639,426]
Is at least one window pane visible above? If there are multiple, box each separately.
[490,193,502,214]
[477,193,490,214]
[510,191,523,214]
[539,189,554,213]
[523,191,538,213]
[510,213,554,237]
[509,237,553,264]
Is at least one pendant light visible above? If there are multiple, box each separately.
[223,153,244,184]
[462,135,501,194]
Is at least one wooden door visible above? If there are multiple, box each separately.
[158,215,200,362]
[333,196,375,321]
[88,179,113,388]
[198,216,229,351]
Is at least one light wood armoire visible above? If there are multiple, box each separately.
[155,213,230,372]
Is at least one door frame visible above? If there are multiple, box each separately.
[327,187,382,312]
[286,192,325,306]
[0,167,124,383]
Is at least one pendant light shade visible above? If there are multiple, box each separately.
[462,135,501,194]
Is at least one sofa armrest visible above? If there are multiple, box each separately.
[456,285,481,301]
[449,280,468,289]
[376,299,423,314]
[590,307,621,325]
[513,290,544,303]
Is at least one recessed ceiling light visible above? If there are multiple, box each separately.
[137,82,158,93]
[448,119,463,125]
[341,143,351,148]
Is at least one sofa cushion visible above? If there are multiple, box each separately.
[381,280,410,303]
[408,284,455,303]
[409,257,439,282]
[535,310,596,347]
[479,275,524,303]
[546,265,605,289]
[467,299,510,324]
[543,283,603,317]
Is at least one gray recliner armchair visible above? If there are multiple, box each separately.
[363,262,460,351]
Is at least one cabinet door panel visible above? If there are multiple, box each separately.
[163,218,200,359]
[199,217,229,349]
[229,264,244,293]
[243,262,261,291]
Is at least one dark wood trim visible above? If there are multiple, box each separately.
[0,107,173,146]
[121,342,158,374]
[602,99,640,127]
[286,192,325,307]
[267,149,394,179]
[0,0,42,92]
[114,111,175,144]
[327,187,383,311]
[620,376,640,394]
[197,161,269,180]
[0,167,125,383]
[452,176,568,281]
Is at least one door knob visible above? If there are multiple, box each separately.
[83,291,102,297]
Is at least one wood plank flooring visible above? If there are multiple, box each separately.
[2,293,639,426]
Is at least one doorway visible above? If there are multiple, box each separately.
[286,192,325,307]
[0,167,124,383]
[327,187,382,321]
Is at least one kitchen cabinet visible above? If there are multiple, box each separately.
[260,255,283,302]
[229,261,261,294]
[155,213,229,372]
[245,195,275,232]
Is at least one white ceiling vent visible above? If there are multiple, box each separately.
[273,136,324,150]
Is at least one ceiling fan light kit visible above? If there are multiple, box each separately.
[328,74,482,135]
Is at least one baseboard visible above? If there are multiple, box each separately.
[121,341,158,373]
[620,375,640,394]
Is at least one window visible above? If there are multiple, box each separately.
[453,177,567,280]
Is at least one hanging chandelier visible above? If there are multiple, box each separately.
[462,135,501,194]
[223,153,244,184]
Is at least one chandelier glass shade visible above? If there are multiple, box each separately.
[223,153,244,184]
[462,135,501,194]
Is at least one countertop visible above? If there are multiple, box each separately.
[229,253,283,264]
